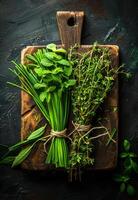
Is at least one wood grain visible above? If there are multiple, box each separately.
[20,11,119,170]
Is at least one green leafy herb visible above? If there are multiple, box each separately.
[12,144,35,167]
[7,44,76,168]
[114,139,138,196]
[68,43,120,179]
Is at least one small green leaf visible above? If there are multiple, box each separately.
[120,152,128,158]
[39,91,47,102]
[124,139,130,151]
[34,68,52,76]
[34,68,45,76]
[41,58,53,67]
[0,156,15,165]
[129,152,137,158]
[34,83,47,89]
[97,73,103,79]
[64,79,76,88]
[52,67,63,74]
[12,144,35,167]
[46,43,56,51]
[51,75,62,83]
[46,86,56,93]
[27,125,46,140]
[125,72,132,79]
[131,160,138,173]
[63,66,72,76]
[9,126,46,152]
[127,184,135,196]
[124,157,131,169]
[26,54,38,63]
[55,48,67,54]
[120,183,126,192]
[57,59,70,66]
[45,52,62,61]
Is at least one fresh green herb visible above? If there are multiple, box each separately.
[114,139,138,196]
[0,125,46,166]
[7,44,75,168]
[68,43,120,179]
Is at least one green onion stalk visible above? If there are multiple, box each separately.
[9,43,76,168]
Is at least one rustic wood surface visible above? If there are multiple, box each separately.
[1,1,138,200]
[21,11,119,170]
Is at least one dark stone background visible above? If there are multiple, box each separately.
[0,0,138,199]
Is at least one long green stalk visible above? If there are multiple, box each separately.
[9,44,76,168]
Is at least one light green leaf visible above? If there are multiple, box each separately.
[52,75,62,83]
[39,91,47,102]
[9,126,46,152]
[34,68,52,76]
[46,86,56,93]
[45,52,62,61]
[34,68,45,76]
[129,152,137,158]
[124,139,130,151]
[57,59,70,66]
[64,66,72,76]
[26,54,38,63]
[34,83,47,89]
[41,58,53,67]
[52,67,63,74]
[131,160,138,173]
[97,73,103,79]
[127,184,135,196]
[120,152,128,158]
[47,43,56,51]
[12,144,35,167]
[27,125,46,140]
[55,48,67,54]
[64,79,76,88]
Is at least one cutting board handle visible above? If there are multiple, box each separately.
[56,11,84,48]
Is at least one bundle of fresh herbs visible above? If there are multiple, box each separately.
[1,43,76,168]
[68,43,120,178]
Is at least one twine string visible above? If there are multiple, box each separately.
[43,128,72,153]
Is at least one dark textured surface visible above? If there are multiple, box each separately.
[0,0,138,199]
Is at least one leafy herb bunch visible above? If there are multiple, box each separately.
[69,43,119,125]
[68,43,120,176]
[5,43,76,168]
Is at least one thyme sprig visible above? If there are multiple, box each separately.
[68,43,120,178]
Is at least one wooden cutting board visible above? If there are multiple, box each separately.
[21,11,119,170]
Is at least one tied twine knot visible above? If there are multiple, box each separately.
[50,128,67,138]
[74,123,92,132]
[43,128,69,153]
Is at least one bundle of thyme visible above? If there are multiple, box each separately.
[68,43,120,179]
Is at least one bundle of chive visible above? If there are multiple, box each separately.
[5,43,76,168]
[68,43,120,177]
